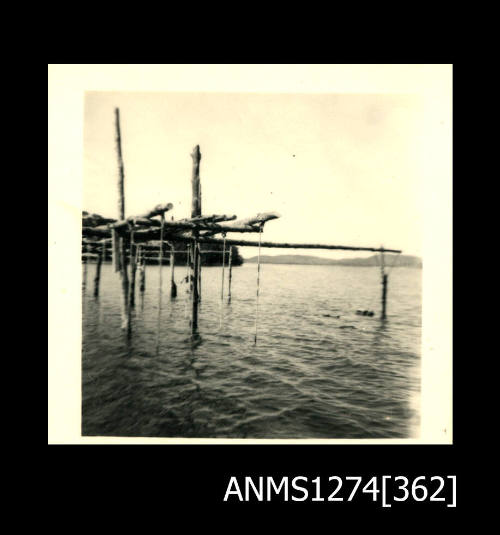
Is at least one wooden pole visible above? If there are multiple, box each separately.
[115,108,125,220]
[197,242,201,301]
[82,243,88,291]
[190,237,402,253]
[139,247,146,293]
[159,214,165,296]
[382,273,388,320]
[380,249,387,320]
[185,243,191,291]
[83,226,402,255]
[111,229,120,271]
[254,227,263,344]
[190,145,201,334]
[221,236,226,302]
[170,243,177,298]
[114,108,129,330]
[228,247,233,304]
[93,242,104,297]
[128,227,138,308]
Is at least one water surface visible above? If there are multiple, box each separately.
[82,263,421,439]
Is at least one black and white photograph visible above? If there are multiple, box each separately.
[48,65,452,444]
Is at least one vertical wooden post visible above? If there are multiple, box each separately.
[170,243,177,298]
[197,242,202,301]
[93,242,103,297]
[158,214,165,295]
[221,236,226,301]
[82,243,88,291]
[190,145,202,334]
[185,243,191,291]
[115,108,125,220]
[114,107,129,330]
[228,247,233,304]
[380,248,387,320]
[128,227,137,308]
[139,246,146,292]
[112,228,120,272]
[382,273,388,320]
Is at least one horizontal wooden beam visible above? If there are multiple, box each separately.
[111,203,174,230]
[200,212,280,237]
[183,214,237,224]
[82,229,400,253]
[194,237,402,254]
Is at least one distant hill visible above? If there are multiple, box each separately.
[244,254,422,268]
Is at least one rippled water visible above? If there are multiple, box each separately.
[82,262,421,439]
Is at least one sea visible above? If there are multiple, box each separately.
[82,262,421,439]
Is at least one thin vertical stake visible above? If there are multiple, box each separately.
[227,247,233,304]
[82,243,88,291]
[219,235,226,329]
[170,243,177,298]
[128,226,137,308]
[380,248,387,320]
[254,226,263,345]
[93,242,103,297]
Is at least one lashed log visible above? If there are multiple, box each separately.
[129,217,162,227]
[188,214,237,224]
[83,214,117,227]
[83,212,233,233]
[136,203,174,220]
[200,212,280,237]
[191,237,403,254]
[82,225,401,254]
[83,214,274,239]
[111,204,174,230]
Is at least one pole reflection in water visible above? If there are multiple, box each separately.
[82,263,421,439]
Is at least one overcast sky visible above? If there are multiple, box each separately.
[84,91,426,259]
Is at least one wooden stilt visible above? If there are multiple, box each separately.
[190,145,202,334]
[380,249,387,320]
[139,246,146,292]
[221,236,226,302]
[93,242,103,297]
[228,247,233,303]
[111,229,120,272]
[185,244,191,291]
[159,214,165,295]
[170,243,177,298]
[82,243,88,290]
[382,273,388,320]
[197,242,201,301]
[114,108,130,330]
[128,227,137,308]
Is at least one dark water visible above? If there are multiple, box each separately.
[82,263,421,439]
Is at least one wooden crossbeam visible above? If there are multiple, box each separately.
[189,237,402,254]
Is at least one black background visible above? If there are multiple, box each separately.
[48,62,461,521]
[47,443,466,521]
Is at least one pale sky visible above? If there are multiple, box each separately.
[84,91,426,259]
